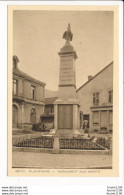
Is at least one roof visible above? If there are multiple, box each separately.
[13,68,46,86]
[76,61,113,92]
[45,97,58,105]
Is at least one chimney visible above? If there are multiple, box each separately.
[88,75,92,81]
[13,55,19,70]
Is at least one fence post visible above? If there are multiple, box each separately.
[52,136,59,154]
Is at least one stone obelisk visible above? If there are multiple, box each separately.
[54,24,80,138]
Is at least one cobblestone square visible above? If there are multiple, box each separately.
[12,151,112,169]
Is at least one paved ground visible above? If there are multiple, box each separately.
[13,131,112,140]
[13,131,48,139]
[12,130,112,138]
[12,151,112,169]
[89,133,112,139]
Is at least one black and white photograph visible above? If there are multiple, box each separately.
[8,5,119,177]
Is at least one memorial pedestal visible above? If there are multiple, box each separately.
[54,99,80,138]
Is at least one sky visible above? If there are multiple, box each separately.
[13,10,113,91]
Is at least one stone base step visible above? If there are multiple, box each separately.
[49,129,89,139]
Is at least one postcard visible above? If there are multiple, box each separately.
[8,5,119,177]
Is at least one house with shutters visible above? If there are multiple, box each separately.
[76,62,113,133]
[12,55,46,130]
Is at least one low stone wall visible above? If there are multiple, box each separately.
[13,147,111,155]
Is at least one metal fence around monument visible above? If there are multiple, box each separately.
[12,136,110,150]
[59,138,107,150]
[13,136,54,149]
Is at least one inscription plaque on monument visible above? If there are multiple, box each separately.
[59,56,75,86]
[58,105,73,129]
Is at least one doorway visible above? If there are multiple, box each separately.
[83,114,90,128]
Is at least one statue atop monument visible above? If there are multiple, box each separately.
[63,23,73,41]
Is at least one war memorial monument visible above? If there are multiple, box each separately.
[50,24,88,152]
[53,23,81,138]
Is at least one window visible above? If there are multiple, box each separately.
[45,106,49,114]
[109,110,113,125]
[13,79,17,95]
[93,92,99,104]
[109,90,113,103]
[30,108,36,124]
[101,111,107,128]
[50,106,54,114]
[31,86,35,99]
[93,111,99,124]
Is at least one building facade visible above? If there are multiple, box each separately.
[12,56,46,129]
[76,62,113,133]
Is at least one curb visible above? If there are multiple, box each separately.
[13,147,111,155]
